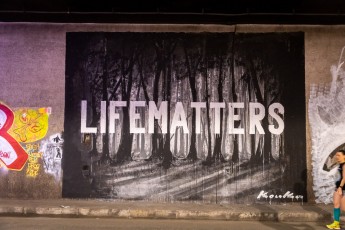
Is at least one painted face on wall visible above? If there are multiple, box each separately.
[309,46,345,203]
[335,151,345,164]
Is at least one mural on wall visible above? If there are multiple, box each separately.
[9,107,50,143]
[0,103,63,198]
[0,104,53,173]
[309,46,345,204]
[22,132,63,179]
[0,103,28,170]
[64,32,306,203]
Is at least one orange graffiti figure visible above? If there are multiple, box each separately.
[0,103,28,170]
[9,108,49,143]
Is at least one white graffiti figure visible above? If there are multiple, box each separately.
[40,133,63,181]
[309,46,345,204]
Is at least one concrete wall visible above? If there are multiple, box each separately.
[0,23,343,203]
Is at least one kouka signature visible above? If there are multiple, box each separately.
[257,190,303,200]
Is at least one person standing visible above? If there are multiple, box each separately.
[327,150,345,229]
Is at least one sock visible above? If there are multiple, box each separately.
[334,208,341,222]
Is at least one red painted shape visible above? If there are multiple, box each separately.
[0,103,28,170]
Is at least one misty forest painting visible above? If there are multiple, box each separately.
[63,32,306,203]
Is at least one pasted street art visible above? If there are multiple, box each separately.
[40,133,64,180]
[64,32,306,203]
[309,46,345,204]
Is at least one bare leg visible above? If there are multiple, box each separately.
[334,191,342,208]
[340,193,345,211]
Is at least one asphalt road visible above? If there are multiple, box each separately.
[0,217,329,230]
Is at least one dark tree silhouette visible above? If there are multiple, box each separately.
[202,37,213,166]
[148,37,165,160]
[211,35,231,163]
[100,35,111,164]
[153,36,177,169]
[183,36,202,161]
[230,35,240,164]
[80,35,109,162]
[114,35,138,163]
[136,43,153,159]
[203,34,232,165]
[236,34,285,164]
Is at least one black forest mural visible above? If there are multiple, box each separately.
[63,32,306,203]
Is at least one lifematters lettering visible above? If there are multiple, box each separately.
[80,100,285,135]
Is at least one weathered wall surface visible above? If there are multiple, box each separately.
[0,23,342,203]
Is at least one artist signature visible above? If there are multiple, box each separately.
[257,190,303,200]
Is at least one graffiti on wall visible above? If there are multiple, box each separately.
[0,102,63,198]
[64,32,306,203]
[0,103,62,180]
[0,103,28,170]
[24,143,42,177]
[9,107,50,143]
[40,133,63,180]
[309,46,345,204]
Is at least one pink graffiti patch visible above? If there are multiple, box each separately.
[0,150,11,158]
[0,103,28,170]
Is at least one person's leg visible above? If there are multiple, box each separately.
[340,193,345,211]
[327,191,341,229]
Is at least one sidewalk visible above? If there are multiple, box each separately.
[0,199,335,222]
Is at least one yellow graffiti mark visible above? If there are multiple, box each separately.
[26,151,42,178]
[26,162,40,177]
[9,108,49,143]
[25,143,40,152]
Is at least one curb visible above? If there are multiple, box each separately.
[0,206,332,222]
